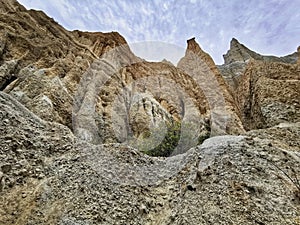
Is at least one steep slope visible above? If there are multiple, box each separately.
[178,38,245,135]
[74,36,246,154]
[218,38,300,131]
[218,38,298,91]
[1,0,244,155]
[235,60,300,130]
[0,0,137,128]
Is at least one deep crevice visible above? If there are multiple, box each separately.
[0,75,17,91]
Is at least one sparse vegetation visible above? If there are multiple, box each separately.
[197,121,211,145]
[138,120,211,157]
[141,121,181,157]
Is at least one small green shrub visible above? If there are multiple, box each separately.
[137,119,211,157]
[141,121,181,157]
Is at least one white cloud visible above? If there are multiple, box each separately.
[18,0,300,64]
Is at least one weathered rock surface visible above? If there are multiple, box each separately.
[217,38,300,131]
[218,38,298,92]
[223,38,298,65]
[72,35,247,153]
[0,0,132,128]
[1,0,240,151]
[0,1,300,224]
[236,61,300,130]
[178,38,245,135]
[1,91,300,224]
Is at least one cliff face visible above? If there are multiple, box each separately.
[218,38,298,91]
[236,61,300,130]
[1,1,300,225]
[177,38,245,135]
[0,0,135,129]
[218,38,300,131]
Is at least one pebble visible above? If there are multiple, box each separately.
[1,164,12,173]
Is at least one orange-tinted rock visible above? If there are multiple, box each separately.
[178,38,245,135]
[0,0,136,128]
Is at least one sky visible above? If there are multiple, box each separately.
[18,0,300,65]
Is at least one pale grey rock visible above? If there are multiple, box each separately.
[219,38,298,91]
[223,38,298,65]
[1,91,300,224]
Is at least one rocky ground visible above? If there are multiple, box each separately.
[0,0,299,224]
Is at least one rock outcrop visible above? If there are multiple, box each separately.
[1,91,300,224]
[1,0,241,153]
[218,38,300,131]
[0,1,300,224]
[236,60,300,130]
[178,38,245,135]
[0,0,134,128]
[218,38,298,92]
[223,38,298,65]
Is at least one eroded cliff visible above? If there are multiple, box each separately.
[0,1,300,224]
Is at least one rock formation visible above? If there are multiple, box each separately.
[0,1,300,224]
[218,38,300,131]
[0,0,133,128]
[178,38,245,135]
[236,60,300,130]
[223,38,298,65]
[218,38,298,91]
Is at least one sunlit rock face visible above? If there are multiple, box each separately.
[0,1,300,224]
[0,0,132,129]
[178,38,245,136]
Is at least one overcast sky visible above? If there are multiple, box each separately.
[18,0,300,64]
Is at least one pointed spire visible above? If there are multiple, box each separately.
[180,37,217,69]
[230,37,239,45]
[186,37,203,54]
[223,38,257,64]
